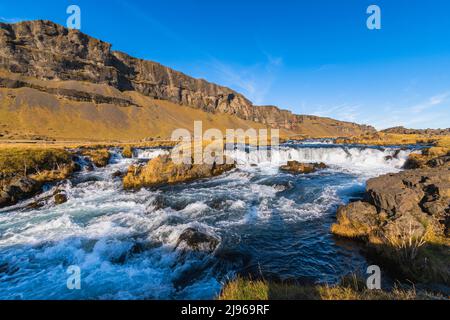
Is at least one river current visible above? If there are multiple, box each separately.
[0,142,418,299]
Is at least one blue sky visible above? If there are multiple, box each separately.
[1,0,450,129]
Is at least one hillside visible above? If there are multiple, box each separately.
[0,20,376,141]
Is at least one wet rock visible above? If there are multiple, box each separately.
[0,177,42,208]
[54,193,68,205]
[0,190,11,208]
[149,194,168,210]
[27,200,46,209]
[175,228,220,253]
[112,170,124,179]
[427,156,450,168]
[280,161,327,174]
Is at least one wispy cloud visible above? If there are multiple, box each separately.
[205,54,283,105]
[0,17,25,24]
[411,92,450,113]
[310,103,362,123]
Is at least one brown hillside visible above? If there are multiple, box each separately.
[0,20,376,141]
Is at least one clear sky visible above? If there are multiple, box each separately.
[1,0,449,129]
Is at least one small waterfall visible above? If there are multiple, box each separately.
[133,148,170,160]
[227,145,417,173]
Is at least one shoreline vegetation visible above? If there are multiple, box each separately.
[218,276,445,300]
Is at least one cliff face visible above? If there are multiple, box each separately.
[0,20,375,135]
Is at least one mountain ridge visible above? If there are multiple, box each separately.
[0,20,376,140]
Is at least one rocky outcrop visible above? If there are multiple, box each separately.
[0,20,375,135]
[382,126,450,135]
[176,228,220,253]
[332,167,450,283]
[80,148,111,167]
[333,168,450,241]
[54,192,68,205]
[0,177,42,208]
[280,161,327,174]
[123,154,236,189]
[404,147,449,170]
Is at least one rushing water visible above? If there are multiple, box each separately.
[0,143,418,300]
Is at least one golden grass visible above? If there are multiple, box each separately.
[122,146,133,158]
[336,132,450,148]
[0,148,72,179]
[218,276,441,300]
[80,148,111,167]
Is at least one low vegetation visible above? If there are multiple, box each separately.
[80,148,111,167]
[0,147,74,183]
[122,145,134,158]
[218,276,441,300]
[335,132,449,147]
[123,154,235,189]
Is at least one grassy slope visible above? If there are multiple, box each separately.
[0,70,376,142]
[0,87,275,142]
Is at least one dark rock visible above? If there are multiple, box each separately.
[112,170,124,179]
[175,228,220,253]
[0,177,42,208]
[0,190,12,208]
[427,156,450,168]
[280,161,327,174]
[54,193,68,205]
[333,167,450,241]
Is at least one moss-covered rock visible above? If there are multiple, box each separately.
[123,155,235,189]
[280,161,327,174]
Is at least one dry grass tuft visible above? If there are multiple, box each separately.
[218,276,443,300]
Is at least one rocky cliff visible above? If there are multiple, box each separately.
[0,20,375,136]
[332,155,450,284]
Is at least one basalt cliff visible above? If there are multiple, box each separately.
[0,20,375,141]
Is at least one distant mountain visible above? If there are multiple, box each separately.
[0,20,376,141]
[382,126,450,135]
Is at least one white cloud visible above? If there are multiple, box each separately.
[310,103,362,123]
[0,17,25,24]
[411,92,449,113]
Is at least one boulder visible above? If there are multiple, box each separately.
[280,161,327,174]
[0,177,42,208]
[331,201,380,239]
[111,170,124,179]
[54,193,68,205]
[175,228,220,253]
[333,167,450,241]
